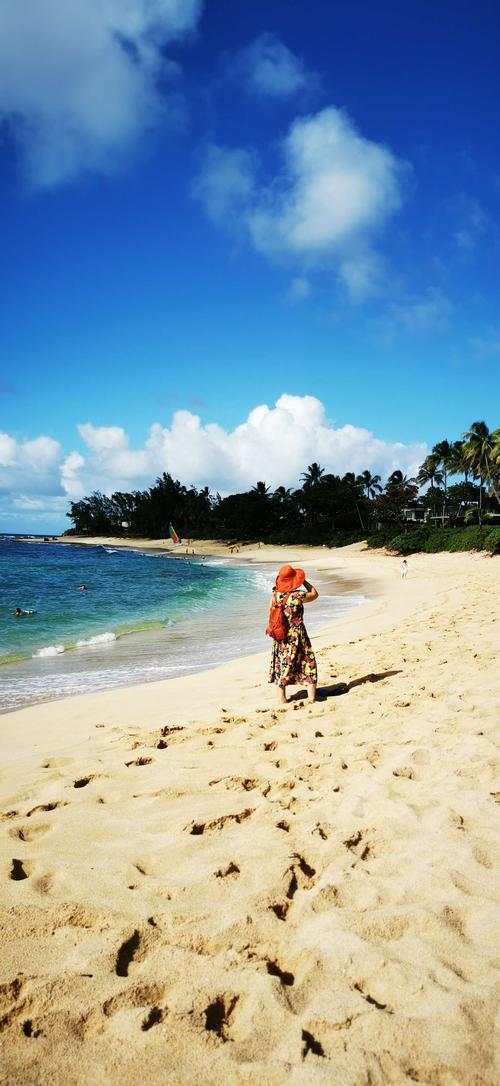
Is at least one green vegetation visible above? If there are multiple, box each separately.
[373,525,500,556]
[66,419,499,555]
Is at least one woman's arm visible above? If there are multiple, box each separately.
[302,579,319,602]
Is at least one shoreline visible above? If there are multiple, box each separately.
[1,541,377,714]
[1,546,498,1084]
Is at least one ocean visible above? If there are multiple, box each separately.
[0,538,365,712]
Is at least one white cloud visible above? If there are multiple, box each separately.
[76,422,150,482]
[0,0,203,187]
[0,396,427,529]
[0,432,62,495]
[452,194,489,252]
[233,32,317,99]
[469,332,500,359]
[380,289,453,338]
[193,107,407,300]
[190,144,257,228]
[289,276,312,301]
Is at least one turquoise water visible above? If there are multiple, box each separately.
[0,538,242,661]
[0,538,364,711]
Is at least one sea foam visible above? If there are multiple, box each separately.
[33,644,65,658]
[76,632,117,647]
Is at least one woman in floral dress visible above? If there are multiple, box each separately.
[268,564,319,704]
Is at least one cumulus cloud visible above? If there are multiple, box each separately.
[70,395,427,497]
[193,107,407,300]
[232,32,318,99]
[0,396,427,529]
[0,431,62,495]
[0,0,203,187]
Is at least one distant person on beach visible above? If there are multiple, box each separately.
[268,565,318,705]
[401,560,408,579]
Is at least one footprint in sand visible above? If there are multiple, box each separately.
[266,959,295,987]
[103,981,166,1020]
[26,801,68,818]
[208,776,261,792]
[73,774,102,788]
[214,862,240,878]
[9,822,51,842]
[203,994,239,1041]
[269,854,317,920]
[113,924,162,978]
[125,757,155,768]
[187,809,254,835]
[343,830,372,861]
[9,857,33,881]
[301,1029,326,1058]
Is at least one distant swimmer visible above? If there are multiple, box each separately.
[12,607,36,617]
[77,584,87,591]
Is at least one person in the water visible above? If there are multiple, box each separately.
[12,607,36,617]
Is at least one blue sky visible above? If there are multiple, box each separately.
[0,0,499,531]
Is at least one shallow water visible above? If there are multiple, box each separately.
[0,538,365,711]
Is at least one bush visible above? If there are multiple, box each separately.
[386,525,500,555]
[386,527,431,555]
[444,526,485,551]
[485,528,500,555]
[327,530,367,548]
[365,525,402,549]
[422,528,452,552]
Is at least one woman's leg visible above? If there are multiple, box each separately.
[279,685,287,704]
[307,683,317,703]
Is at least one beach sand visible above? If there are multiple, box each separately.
[1,544,499,1085]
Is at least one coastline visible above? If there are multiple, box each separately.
[1,541,375,713]
[1,545,499,1084]
[24,532,388,597]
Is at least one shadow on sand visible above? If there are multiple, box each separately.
[287,670,402,704]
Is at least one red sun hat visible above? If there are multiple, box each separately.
[276,564,305,593]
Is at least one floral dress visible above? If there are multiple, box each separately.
[269,589,318,688]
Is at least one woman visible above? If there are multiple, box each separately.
[268,564,318,704]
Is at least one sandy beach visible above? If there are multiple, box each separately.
[1,543,499,1085]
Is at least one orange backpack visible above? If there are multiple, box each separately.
[266,591,289,642]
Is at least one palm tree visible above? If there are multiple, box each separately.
[342,472,365,529]
[251,481,271,497]
[448,440,469,484]
[357,469,383,500]
[462,422,498,522]
[491,428,500,463]
[432,439,454,525]
[273,486,293,502]
[490,429,500,505]
[301,462,325,487]
[417,456,444,520]
[386,469,417,489]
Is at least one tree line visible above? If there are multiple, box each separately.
[66,420,500,543]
